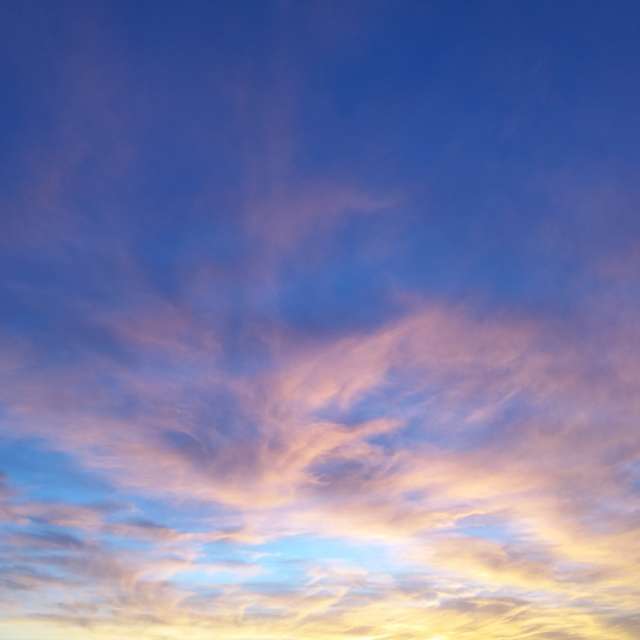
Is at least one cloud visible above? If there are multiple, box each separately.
[2,284,639,639]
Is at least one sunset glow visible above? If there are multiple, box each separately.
[1,2,640,639]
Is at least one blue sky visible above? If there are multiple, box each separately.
[1,2,640,639]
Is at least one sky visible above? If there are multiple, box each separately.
[1,1,640,639]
